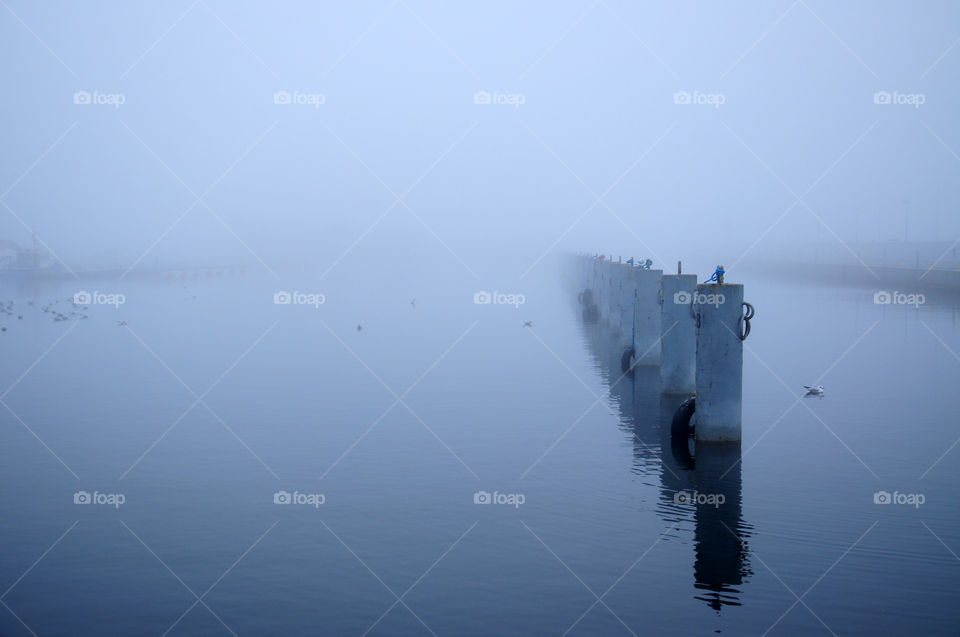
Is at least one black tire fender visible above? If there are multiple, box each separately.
[620,346,635,374]
[671,396,696,440]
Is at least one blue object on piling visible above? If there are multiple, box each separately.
[704,265,725,284]
[660,274,698,393]
[694,282,743,442]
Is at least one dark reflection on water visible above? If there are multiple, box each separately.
[691,443,753,611]
[577,314,753,612]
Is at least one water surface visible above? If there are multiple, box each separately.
[0,263,957,635]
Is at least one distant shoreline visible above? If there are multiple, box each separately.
[744,260,960,295]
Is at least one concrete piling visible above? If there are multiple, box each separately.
[575,255,746,443]
[632,269,663,365]
[660,274,698,393]
[693,283,744,442]
[615,267,634,344]
[598,261,612,324]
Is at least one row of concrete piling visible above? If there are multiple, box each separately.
[573,254,752,443]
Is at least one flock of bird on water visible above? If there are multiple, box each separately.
[0,296,538,335]
[0,297,99,332]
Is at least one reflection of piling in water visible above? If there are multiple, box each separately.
[693,442,751,611]
[658,392,696,497]
[581,319,646,420]
[628,365,666,473]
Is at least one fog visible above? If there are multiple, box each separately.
[3,3,960,636]
[3,1,957,280]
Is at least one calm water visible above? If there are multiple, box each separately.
[0,262,958,635]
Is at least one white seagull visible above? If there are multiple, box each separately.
[803,385,824,397]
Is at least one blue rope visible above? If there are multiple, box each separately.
[703,265,724,283]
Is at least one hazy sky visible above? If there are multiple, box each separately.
[1,1,957,278]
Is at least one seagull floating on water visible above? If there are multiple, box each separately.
[803,385,824,397]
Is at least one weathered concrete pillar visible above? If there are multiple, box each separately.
[660,274,697,393]
[609,262,622,331]
[608,263,623,334]
[591,260,605,319]
[694,283,743,441]
[605,262,618,328]
[617,266,634,344]
[632,269,663,365]
[597,261,610,323]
